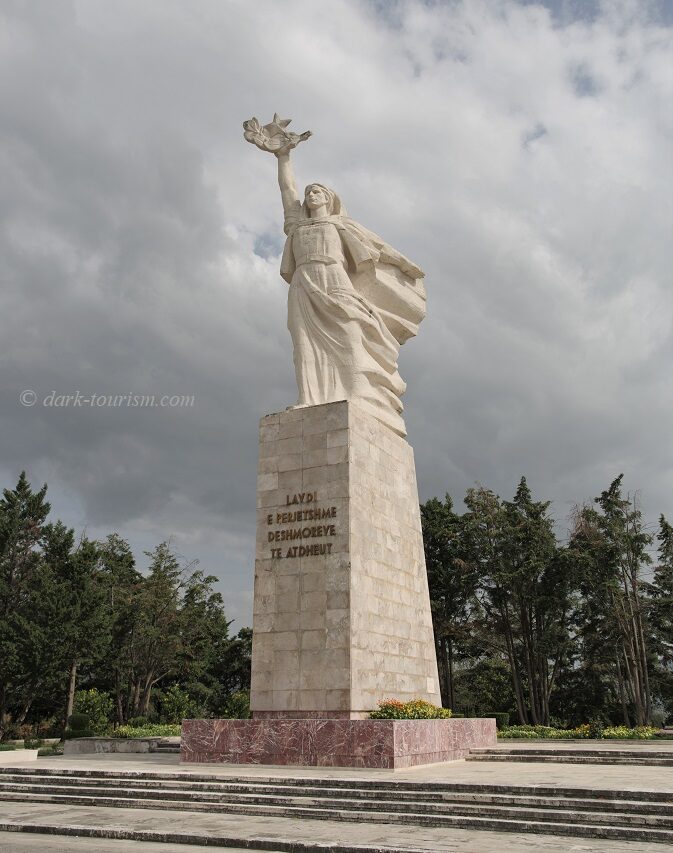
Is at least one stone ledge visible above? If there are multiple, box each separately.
[0,749,38,765]
[181,717,496,768]
[63,737,162,755]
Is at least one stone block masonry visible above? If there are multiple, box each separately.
[250,399,440,719]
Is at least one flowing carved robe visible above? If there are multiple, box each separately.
[280,207,426,437]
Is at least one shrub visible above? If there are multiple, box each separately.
[0,744,17,751]
[498,723,660,740]
[74,690,113,735]
[36,718,61,738]
[63,728,96,739]
[128,717,148,728]
[369,699,452,720]
[499,724,576,739]
[222,691,250,720]
[498,725,539,739]
[38,743,64,756]
[588,719,605,739]
[159,685,200,724]
[67,713,91,731]
[483,712,510,729]
[15,724,34,740]
[110,723,181,739]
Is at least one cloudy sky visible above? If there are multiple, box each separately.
[2,0,671,627]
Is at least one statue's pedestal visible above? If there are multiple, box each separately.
[180,717,495,768]
[181,401,496,766]
[250,400,440,717]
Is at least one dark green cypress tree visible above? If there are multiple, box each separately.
[0,472,50,738]
[650,516,673,720]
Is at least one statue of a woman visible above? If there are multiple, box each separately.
[244,115,426,437]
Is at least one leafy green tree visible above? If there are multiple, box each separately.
[73,689,114,734]
[95,538,245,723]
[421,495,477,709]
[176,569,233,712]
[96,534,142,723]
[221,690,250,719]
[157,684,200,723]
[452,656,515,717]
[460,479,573,724]
[127,542,184,716]
[0,472,253,733]
[649,515,673,716]
[0,473,50,738]
[569,476,653,725]
[208,627,253,716]
[41,524,111,725]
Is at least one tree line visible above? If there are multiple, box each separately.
[0,472,250,740]
[421,475,673,727]
[3,469,672,739]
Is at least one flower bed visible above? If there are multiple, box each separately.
[369,699,452,719]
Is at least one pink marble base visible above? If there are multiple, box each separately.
[180,717,496,769]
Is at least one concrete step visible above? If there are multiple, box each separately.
[0,767,672,843]
[473,748,673,758]
[467,752,673,766]
[1,772,672,816]
[1,782,673,830]
[1,790,673,844]
[150,738,181,754]
[4,765,673,802]
[1,810,668,853]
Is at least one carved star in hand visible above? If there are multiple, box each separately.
[270,114,291,131]
[243,114,312,153]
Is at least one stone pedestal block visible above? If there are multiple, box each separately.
[181,718,496,769]
[250,400,440,718]
[179,400,497,768]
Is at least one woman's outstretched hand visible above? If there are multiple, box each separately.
[243,114,312,155]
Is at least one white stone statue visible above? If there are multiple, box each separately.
[243,115,426,436]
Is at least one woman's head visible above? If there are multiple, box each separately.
[302,183,343,217]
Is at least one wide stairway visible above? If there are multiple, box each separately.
[0,765,672,845]
[467,746,673,766]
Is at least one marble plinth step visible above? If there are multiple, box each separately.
[1,768,673,843]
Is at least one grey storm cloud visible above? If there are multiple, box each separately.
[1,0,672,625]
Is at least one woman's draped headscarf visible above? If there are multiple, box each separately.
[302,184,346,218]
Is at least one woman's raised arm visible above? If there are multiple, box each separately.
[276,150,301,217]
